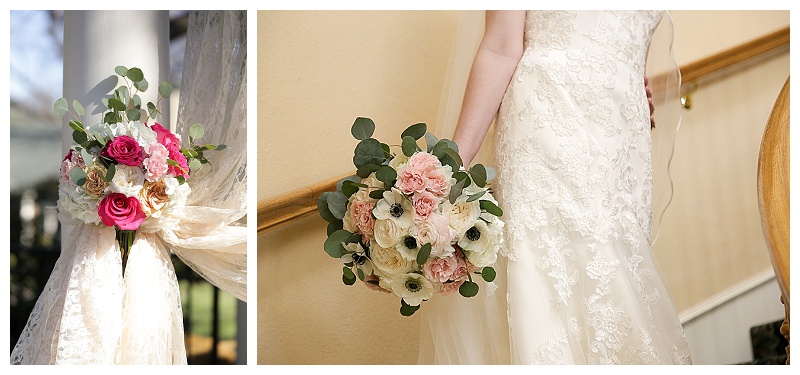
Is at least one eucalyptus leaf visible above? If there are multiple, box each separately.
[401,122,427,140]
[375,165,397,187]
[442,139,460,153]
[104,163,116,182]
[108,98,126,111]
[351,117,376,140]
[327,221,343,236]
[440,153,459,173]
[480,200,504,217]
[401,136,418,157]
[369,189,386,200]
[127,67,144,82]
[424,132,439,152]
[343,266,355,280]
[481,267,497,282]
[400,300,421,317]
[356,164,381,178]
[449,178,466,204]
[459,280,479,298]
[80,148,93,166]
[158,81,173,98]
[103,112,116,124]
[485,166,497,183]
[134,77,149,92]
[126,108,141,122]
[353,138,385,169]
[72,130,88,145]
[470,164,487,188]
[190,123,205,141]
[326,191,349,220]
[453,171,469,183]
[336,175,362,192]
[69,168,86,186]
[416,243,432,265]
[342,273,357,286]
[356,267,365,281]
[68,121,84,132]
[442,147,464,169]
[324,229,355,258]
[216,144,227,151]
[72,100,85,116]
[188,159,202,172]
[317,192,337,222]
[54,98,68,117]
[341,180,360,198]
[466,190,486,203]
[381,142,391,158]
[132,95,141,107]
[115,66,128,76]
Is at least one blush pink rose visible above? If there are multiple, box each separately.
[60,149,86,182]
[349,200,376,243]
[165,142,190,178]
[412,191,439,220]
[413,213,455,257]
[440,279,465,295]
[143,143,170,181]
[424,167,451,198]
[98,192,147,230]
[407,152,440,172]
[151,123,181,148]
[101,135,143,166]
[451,250,471,281]
[423,255,458,283]
[397,169,427,195]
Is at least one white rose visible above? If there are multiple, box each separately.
[412,213,455,258]
[442,196,481,237]
[370,243,414,277]
[163,180,191,213]
[390,273,436,306]
[58,182,101,225]
[86,120,158,146]
[389,153,409,171]
[373,218,407,249]
[107,165,145,198]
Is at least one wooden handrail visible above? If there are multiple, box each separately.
[258,26,790,235]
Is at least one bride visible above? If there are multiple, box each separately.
[419,10,692,365]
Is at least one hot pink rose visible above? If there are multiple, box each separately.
[166,143,190,178]
[397,169,427,195]
[440,279,465,295]
[407,152,440,172]
[101,135,143,166]
[349,199,376,243]
[98,193,146,230]
[412,191,439,220]
[424,167,451,198]
[151,123,181,148]
[423,255,458,283]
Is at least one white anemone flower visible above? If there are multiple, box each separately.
[395,235,420,261]
[457,220,501,268]
[373,188,414,229]
[340,242,374,276]
[390,273,436,306]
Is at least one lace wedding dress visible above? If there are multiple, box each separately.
[10,11,247,365]
[421,10,691,365]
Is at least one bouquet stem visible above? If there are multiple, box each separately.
[115,227,136,276]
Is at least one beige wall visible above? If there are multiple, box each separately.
[257,10,790,364]
[257,10,459,364]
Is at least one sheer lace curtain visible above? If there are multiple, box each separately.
[10,10,247,365]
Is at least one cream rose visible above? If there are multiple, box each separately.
[139,179,171,217]
[442,196,481,236]
[373,218,407,249]
[370,243,414,277]
[107,164,144,198]
[83,164,109,198]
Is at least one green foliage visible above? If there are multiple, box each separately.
[401,122,426,140]
[159,81,173,98]
[416,243,432,265]
[323,229,354,258]
[54,98,68,117]
[459,280,479,298]
[470,164,487,188]
[351,117,375,140]
[353,138,385,169]
[480,200,504,217]
[375,165,397,187]
[401,135,418,157]
[342,267,356,285]
[72,100,85,116]
[481,266,496,282]
[400,300,421,317]
[69,168,86,186]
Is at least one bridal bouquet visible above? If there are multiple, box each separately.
[318,117,504,316]
[56,66,224,274]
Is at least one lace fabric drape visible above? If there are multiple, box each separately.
[11,10,247,365]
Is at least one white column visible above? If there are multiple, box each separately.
[61,10,169,242]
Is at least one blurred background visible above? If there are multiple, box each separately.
[9,10,243,365]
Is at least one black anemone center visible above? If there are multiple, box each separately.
[405,280,422,292]
[403,236,418,249]
[352,253,366,265]
[466,226,482,241]
[390,203,404,218]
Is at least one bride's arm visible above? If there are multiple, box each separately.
[452,10,526,166]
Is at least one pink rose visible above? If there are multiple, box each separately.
[101,135,143,166]
[407,152,440,172]
[143,143,170,181]
[166,143,190,178]
[397,169,427,195]
[440,279,465,295]
[98,192,147,230]
[424,167,451,198]
[151,123,181,148]
[412,191,439,220]
[363,273,390,293]
[451,250,471,281]
[413,213,455,258]
[349,200,376,243]
[423,255,458,283]
[60,149,86,182]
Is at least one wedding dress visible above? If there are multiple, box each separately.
[421,10,691,365]
[10,10,247,365]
